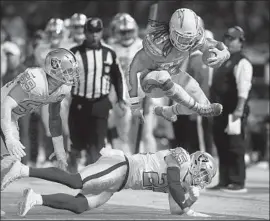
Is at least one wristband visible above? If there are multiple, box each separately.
[129,96,140,105]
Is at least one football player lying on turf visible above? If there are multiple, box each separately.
[128,8,230,122]
[1,147,217,217]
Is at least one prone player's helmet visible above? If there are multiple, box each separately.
[189,151,217,189]
[169,8,202,51]
[70,13,87,43]
[44,48,79,86]
[45,18,64,46]
[110,13,138,46]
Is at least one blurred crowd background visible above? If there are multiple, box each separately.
[1,0,269,169]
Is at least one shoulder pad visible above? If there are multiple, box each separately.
[170,147,190,166]
[19,68,47,96]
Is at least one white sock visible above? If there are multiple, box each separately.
[20,164,30,177]
[34,193,43,205]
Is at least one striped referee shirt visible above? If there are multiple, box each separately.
[70,41,124,100]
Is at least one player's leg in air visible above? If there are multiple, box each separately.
[128,49,222,123]
[139,69,222,122]
[152,69,217,120]
[1,149,129,216]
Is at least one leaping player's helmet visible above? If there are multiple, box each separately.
[70,13,87,43]
[110,13,138,46]
[45,18,64,46]
[169,8,203,51]
[44,48,79,86]
[189,151,217,189]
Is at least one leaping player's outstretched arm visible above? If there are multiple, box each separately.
[1,84,28,158]
[199,37,230,68]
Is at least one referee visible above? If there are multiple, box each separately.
[68,17,126,171]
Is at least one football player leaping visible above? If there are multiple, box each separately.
[1,48,79,173]
[128,8,230,122]
[1,146,216,217]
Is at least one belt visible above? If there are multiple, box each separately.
[71,95,108,102]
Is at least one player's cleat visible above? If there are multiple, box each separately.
[1,160,24,191]
[18,188,37,217]
[1,210,5,216]
[154,106,177,122]
[193,103,223,117]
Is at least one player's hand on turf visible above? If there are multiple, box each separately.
[5,139,26,159]
[188,186,200,201]
[185,209,211,217]
[56,159,68,171]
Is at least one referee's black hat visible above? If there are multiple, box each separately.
[84,17,103,33]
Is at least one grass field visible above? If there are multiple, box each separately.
[1,164,269,220]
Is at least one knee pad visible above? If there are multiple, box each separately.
[140,70,173,98]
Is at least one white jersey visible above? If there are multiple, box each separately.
[1,67,71,120]
[125,147,191,193]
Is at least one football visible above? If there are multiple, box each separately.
[202,48,218,67]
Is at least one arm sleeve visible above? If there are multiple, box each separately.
[167,167,195,210]
[49,101,62,137]
[110,51,124,101]
[234,58,253,99]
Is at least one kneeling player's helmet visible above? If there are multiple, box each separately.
[44,48,79,86]
[189,151,217,189]
[169,8,202,51]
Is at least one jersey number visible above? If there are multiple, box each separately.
[142,172,168,193]
[20,71,36,92]
[12,100,43,116]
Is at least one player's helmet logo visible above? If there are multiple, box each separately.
[51,57,61,70]
[197,154,208,163]
[91,19,99,27]
[45,48,79,86]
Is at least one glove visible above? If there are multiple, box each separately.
[207,47,230,68]
[185,209,211,217]
[55,159,68,171]
[188,186,200,201]
[5,139,26,159]
[49,152,68,171]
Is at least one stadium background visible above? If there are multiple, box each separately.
[1,0,269,165]
[1,1,269,220]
